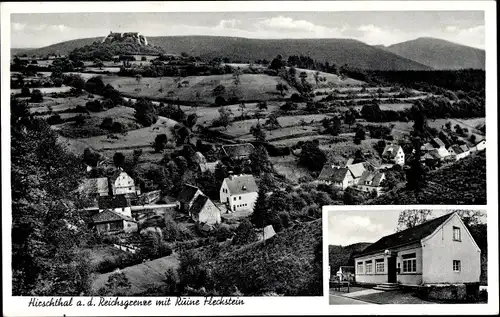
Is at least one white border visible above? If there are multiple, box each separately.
[1,2,497,316]
[323,205,498,315]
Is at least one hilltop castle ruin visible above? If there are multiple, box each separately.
[102,31,148,46]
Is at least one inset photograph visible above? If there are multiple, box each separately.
[327,207,487,305]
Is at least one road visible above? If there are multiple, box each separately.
[329,294,374,305]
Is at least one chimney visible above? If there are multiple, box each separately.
[228,171,233,180]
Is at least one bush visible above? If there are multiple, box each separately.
[47,114,63,125]
[290,93,303,102]
[30,89,43,102]
[100,117,113,129]
[214,96,226,106]
[111,121,124,133]
[21,87,30,97]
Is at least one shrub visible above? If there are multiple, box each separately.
[21,87,30,97]
[100,117,113,130]
[290,93,303,102]
[30,89,43,102]
[47,114,63,125]
[214,96,226,106]
[111,121,124,133]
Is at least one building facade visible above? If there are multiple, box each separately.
[220,174,258,213]
[354,212,481,286]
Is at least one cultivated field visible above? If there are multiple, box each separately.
[108,74,299,103]
[76,116,177,151]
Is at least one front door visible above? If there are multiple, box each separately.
[387,255,397,283]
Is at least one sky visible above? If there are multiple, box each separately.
[327,209,486,246]
[10,11,485,49]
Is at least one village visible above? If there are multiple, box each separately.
[9,16,487,298]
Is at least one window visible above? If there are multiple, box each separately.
[453,226,461,241]
[365,260,373,274]
[234,197,236,201]
[357,262,364,274]
[453,260,461,272]
[375,259,384,273]
[239,196,242,200]
[402,253,417,273]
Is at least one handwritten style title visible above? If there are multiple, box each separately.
[28,296,245,309]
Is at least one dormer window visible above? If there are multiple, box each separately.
[242,185,247,191]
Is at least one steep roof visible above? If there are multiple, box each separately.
[177,184,201,203]
[92,209,135,223]
[98,195,129,209]
[109,169,132,184]
[431,137,446,148]
[224,174,258,195]
[358,171,385,187]
[346,163,366,179]
[421,142,435,151]
[382,144,402,159]
[222,143,255,158]
[357,212,454,256]
[199,161,220,173]
[318,165,350,183]
[460,144,469,152]
[189,195,209,215]
[451,144,464,154]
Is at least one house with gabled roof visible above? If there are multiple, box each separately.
[109,168,138,195]
[354,212,480,288]
[317,165,354,189]
[470,138,486,152]
[346,162,367,184]
[382,144,405,166]
[189,194,221,225]
[177,184,203,214]
[356,171,386,196]
[430,137,446,149]
[448,144,470,161]
[222,143,255,161]
[220,174,258,213]
[93,210,138,234]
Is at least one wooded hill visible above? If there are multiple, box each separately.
[369,151,487,205]
[380,37,485,70]
[15,36,431,71]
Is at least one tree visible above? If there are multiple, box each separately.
[396,209,432,232]
[135,74,142,88]
[30,89,43,103]
[469,134,477,144]
[374,140,387,156]
[134,98,158,127]
[276,83,288,97]
[298,141,327,171]
[153,134,168,153]
[232,219,258,245]
[258,101,268,110]
[269,55,284,71]
[94,58,104,69]
[299,71,308,85]
[355,127,366,141]
[185,113,197,129]
[250,123,266,142]
[314,71,320,87]
[251,190,273,228]
[215,106,232,129]
[249,145,273,175]
[238,102,246,117]
[21,87,30,97]
[113,152,125,168]
[345,110,356,127]
[98,272,132,296]
[212,84,226,98]
[265,113,281,130]
[100,117,113,129]
[133,149,143,164]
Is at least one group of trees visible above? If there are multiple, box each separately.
[11,97,95,295]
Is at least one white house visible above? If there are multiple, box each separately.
[449,144,470,161]
[109,169,138,195]
[471,139,486,152]
[382,144,405,166]
[189,194,221,225]
[317,165,354,189]
[220,174,258,213]
[354,212,481,287]
[346,163,367,185]
[356,171,386,196]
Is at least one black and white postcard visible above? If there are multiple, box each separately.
[1,1,497,316]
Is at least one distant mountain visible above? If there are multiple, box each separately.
[380,37,485,70]
[13,36,431,71]
[13,37,101,57]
